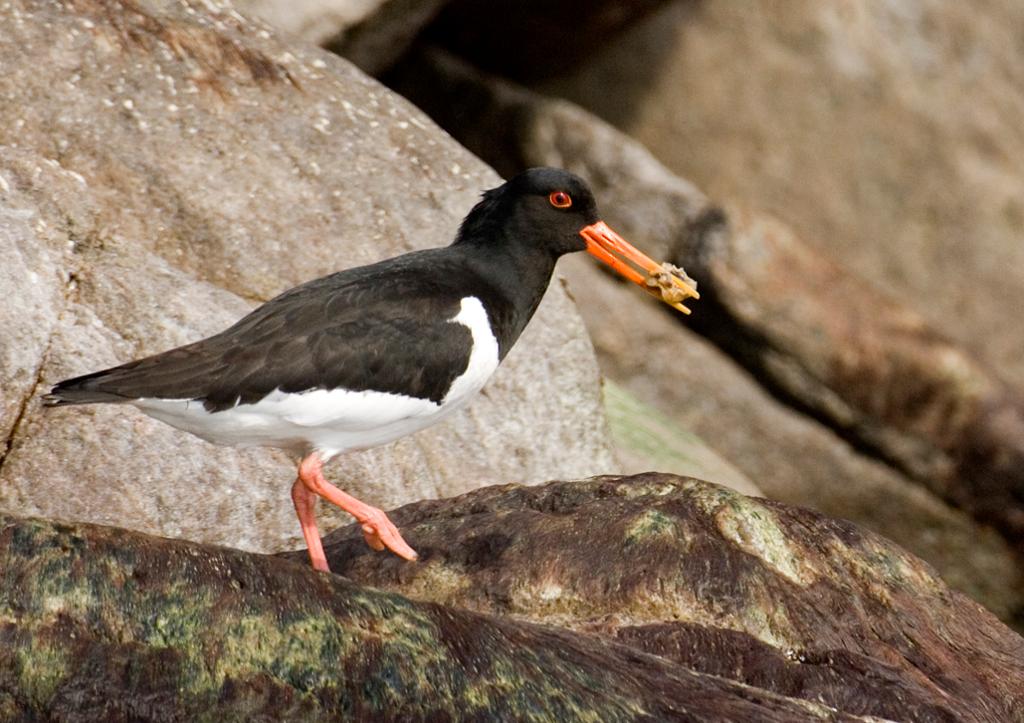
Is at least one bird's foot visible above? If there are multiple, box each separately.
[296,452,419,565]
[355,505,418,560]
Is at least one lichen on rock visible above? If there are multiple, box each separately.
[1,491,896,721]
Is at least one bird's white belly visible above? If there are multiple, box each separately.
[133,297,500,459]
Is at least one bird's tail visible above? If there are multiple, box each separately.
[43,370,132,407]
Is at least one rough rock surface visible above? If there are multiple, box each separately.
[293,474,1024,722]
[0,0,614,553]
[536,0,1024,394]
[5,475,1023,721]
[384,48,1024,623]
[5,497,893,723]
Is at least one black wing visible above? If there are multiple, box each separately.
[46,249,491,411]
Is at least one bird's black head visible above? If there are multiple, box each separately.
[454,167,599,256]
[455,167,699,315]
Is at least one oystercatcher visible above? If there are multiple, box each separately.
[45,168,698,572]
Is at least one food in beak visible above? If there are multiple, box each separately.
[580,221,700,314]
[645,263,698,306]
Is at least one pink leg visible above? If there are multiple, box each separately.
[294,452,418,571]
[291,477,330,572]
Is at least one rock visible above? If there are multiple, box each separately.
[534,0,1024,395]
[603,380,761,497]
[614,621,987,723]
[232,0,397,48]
[674,203,1024,549]
[0,0,614,553]
[324,0,450,76]
[0,150,80,451]
[235,0,670,79]
[236,0,670,82]
[3,505,886,722]
[290,474,1024,722]
[384,48,1024,623]
[233,0,449,74]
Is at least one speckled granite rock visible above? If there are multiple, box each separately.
[0,0,613,553]
[295,474,1024,722]
[4,502,883,722]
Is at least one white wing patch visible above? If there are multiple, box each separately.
[133,296,501,459]
[443,296,500,406]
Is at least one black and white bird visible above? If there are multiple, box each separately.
[45,168,698,572]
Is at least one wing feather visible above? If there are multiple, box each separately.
[46,249,491,411]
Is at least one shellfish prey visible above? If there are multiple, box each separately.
[580,221,700,314]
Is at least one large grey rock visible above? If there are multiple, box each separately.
[0,0,614,553]
[384,48,1024,623]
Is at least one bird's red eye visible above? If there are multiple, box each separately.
[549,191,572,209]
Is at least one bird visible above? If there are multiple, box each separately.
[45,167,698,572]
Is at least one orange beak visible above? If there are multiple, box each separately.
[580,221,699,315]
